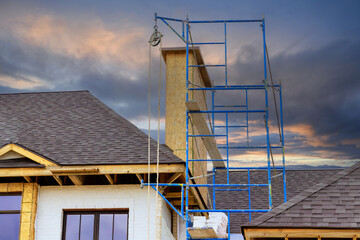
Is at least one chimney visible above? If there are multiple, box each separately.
[162,47,211,205]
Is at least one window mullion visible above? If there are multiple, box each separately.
[94,213,99,240]
[112,214,115,240]
[79,214,82,240]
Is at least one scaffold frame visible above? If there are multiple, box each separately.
[143,13,287,240]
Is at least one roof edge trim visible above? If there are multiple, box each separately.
[0,143,58,167]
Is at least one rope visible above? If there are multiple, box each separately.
[155,39,162,239]
[147,42,151,240]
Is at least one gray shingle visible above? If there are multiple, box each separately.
[0,91,184,165]
[242,162,360,230]
[208,168,344,232]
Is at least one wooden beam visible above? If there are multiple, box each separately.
[114,174,118,184]
[165,192,183,198]
[167,173,182,184]
[186,101,225,168]
[163,173,183,190]
[0,164,185,177]
[135,174,143,183]
[105,174,114,185]
[172,198,196,206]
[51,168,99,174]
[188,227,217,239]
[244,228,360,238]
[24,176,32,183]
[0,144,12,157]
[53,176,63,186]
[68,175,84,185]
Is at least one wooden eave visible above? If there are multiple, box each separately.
[242,227,360,239]
[0,163,186,177]
[0,143,209,212]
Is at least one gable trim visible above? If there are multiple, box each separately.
[0,143,58,167]
[243,228,360,239]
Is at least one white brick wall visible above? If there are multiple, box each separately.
[35,185,173,240]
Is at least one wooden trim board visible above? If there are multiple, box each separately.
[186,101,225,168]
[243,228,360,239]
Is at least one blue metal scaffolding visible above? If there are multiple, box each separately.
[143,13,286,240]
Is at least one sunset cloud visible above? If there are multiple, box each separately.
[0,1,359,168]
[11,14,148,72]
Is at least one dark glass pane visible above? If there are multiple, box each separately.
[99,214,113,240]
[65,215,80,240]
[0,214,20,240]
[80,214,94,240]
[114,214,128,240]
[0,195,22,211]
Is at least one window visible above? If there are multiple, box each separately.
[63,211,128,240]
[0,194,22,240]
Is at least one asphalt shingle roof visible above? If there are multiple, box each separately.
[0,91,184,166]
[208,168,344,232]
[242,162,360,229]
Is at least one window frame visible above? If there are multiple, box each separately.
[62,209,129,240]
[0,193,22,240]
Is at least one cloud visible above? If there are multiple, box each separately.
[0,11,358,166]
[0,73,45,89]
[11,14,148,71]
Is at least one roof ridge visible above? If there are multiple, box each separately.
[81,91,183,163]
[0,90,89,96]
[247,161,360,226]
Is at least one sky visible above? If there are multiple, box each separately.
[0,0,359,168]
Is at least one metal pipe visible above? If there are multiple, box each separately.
[189,19,263,23]
[181,185,184,215]
[215,188,249,192]
[151,186,186,220]
[189,64,226,67]
[188,159,224,162]
[142,183,268,187]
[218,146,282,149]
[216,166,284,170]
[160,18,186,43]
[188,134,226,137]
[212,91,215,134]
[191,42,225,45]
[224,22,228,86]
[212,167,216,209]
[185,22,190,240]
[280,83,287,202]
[246,89,249,146]
[214,125,247,128]
[188,209,269,213]
[189,85,279,91]
[214,105,247,108]
[226,112,229,184]
[248,169,252,221]
[155,15,184,22]
[188,110,266,113]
